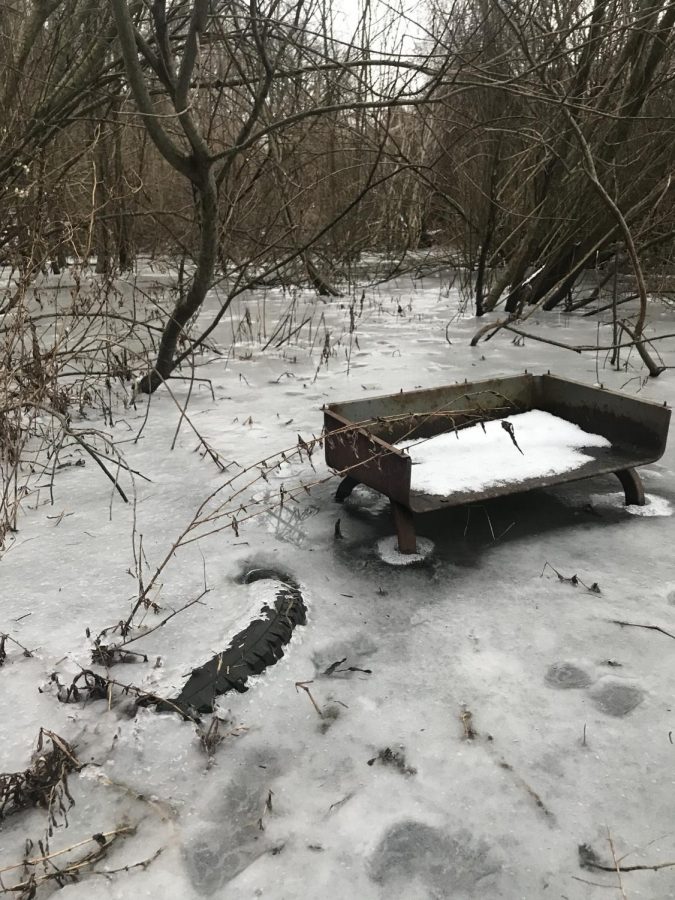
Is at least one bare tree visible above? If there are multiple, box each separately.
[110,0,449,392]
[421,0,675,363]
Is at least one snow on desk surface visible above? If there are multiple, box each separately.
[399,410,611,496]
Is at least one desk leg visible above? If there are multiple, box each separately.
[615,468,645,506]
[391,501,417,554]
[335,475,359,502]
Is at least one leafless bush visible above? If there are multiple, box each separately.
[0,239,194,548]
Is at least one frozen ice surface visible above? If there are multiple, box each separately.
[368,820,501,897]
[1,267,674,898]
[376,535,434,565]
[589,679,645,717]
[545,661,594,689]
[399,410,610,495]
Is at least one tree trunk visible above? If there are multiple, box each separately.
[113,96,133,271]
[94,124,111,275]
[138,164,218,393]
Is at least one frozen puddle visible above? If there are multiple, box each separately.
[398,409,610,495]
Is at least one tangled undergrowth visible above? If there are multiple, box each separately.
[0,264,177,550]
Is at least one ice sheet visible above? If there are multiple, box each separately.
[1,266,674,899]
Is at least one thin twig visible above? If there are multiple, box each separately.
[117,590,208,648]
[0,826,135,876]
[295,680,323,718]
[607,827,628,900]
[609,620,675,641]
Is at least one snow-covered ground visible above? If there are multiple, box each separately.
[1,271,674,899]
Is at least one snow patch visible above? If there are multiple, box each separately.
[345,483,390,517]
[399,409,610,495]
[377,535,434,565]
[589,491,673,517]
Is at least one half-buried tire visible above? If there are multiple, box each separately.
[154,569,306,717]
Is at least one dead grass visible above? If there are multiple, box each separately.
[0,729,79,822]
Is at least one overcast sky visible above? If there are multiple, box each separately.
[333,0,427,52]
